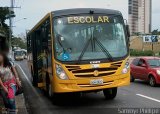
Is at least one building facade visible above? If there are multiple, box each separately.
[128,0,152,35]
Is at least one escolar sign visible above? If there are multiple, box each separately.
[67,16,110,24]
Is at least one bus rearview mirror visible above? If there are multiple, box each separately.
[126,25,130,37]
[60,36,64,41]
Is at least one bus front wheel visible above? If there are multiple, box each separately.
[48,83,53,97]
[46,82,60,103]
[46,76,58,99]
[31,68,36,86]
[46,75,52,98]
[103,87,117,100]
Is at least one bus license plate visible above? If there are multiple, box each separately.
[90,79,103,85]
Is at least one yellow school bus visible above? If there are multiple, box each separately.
[27,8,130,99]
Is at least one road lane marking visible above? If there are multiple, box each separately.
[16,63,57,113]
[15,63,41,97]
[15,63,31,83]
[15,63,53,109]
[136,94,160,103]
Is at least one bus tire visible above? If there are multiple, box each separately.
[48,83,53,98]
[31,68,36,86]
[103,87,117,100]
[46,78,59,103]
[46,74,56,98]
[46,74,51,97]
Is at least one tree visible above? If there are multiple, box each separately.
[0,7,15,27]
[152,29,159,35]
[11,37,27,49]
[0,7,15,37]
[132,32,141,36]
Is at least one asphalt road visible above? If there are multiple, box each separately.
[15,60,160,114]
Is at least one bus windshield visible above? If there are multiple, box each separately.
[54,14,128,62]
[15,51,23,56]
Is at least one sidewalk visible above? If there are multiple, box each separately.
[0,96,3,108]
[0,66,28,114]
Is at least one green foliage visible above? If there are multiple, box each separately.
[130,50,154,56]
[0,7,15,27]
[152,29,160,35]
[11,37,27,49]
[0,7,15,37]
[132,32,141,36]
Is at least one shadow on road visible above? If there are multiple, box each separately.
[131,80,160,87]
[49,93,115,107]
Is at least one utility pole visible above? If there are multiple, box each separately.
[9,0,20,50]
[9,0,14,49]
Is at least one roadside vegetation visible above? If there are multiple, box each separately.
[0,7,15,38]
[130,50,154,56]
[0,7,26,50]
[12,35,27,49]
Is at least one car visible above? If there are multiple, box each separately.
[130,57,160,87]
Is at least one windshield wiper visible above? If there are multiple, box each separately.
[77,36,92,64]
[93,37,113,62]
[77,35,113,64]
[56,34,66,52]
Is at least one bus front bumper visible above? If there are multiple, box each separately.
[54,73,130,93]
[15,56,24,60]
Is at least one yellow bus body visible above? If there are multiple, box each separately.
[27,9,130,94]
[37,58,130,93]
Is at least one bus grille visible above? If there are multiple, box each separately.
[65,61,122,78]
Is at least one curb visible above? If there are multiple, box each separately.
[15,65,28,114]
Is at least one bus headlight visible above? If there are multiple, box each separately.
[156,70,160,75]
[122,61,130,74]
[56,64,68,80]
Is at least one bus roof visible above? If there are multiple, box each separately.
[52,8,122,17]
[27,13,50,35]
[28,8,122,35]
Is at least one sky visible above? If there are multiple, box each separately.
[0,0,160,36]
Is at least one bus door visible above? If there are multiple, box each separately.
[32,18,52,88]
[41,19,52,88]
[32,33,38,86]
[32,29,43,87]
